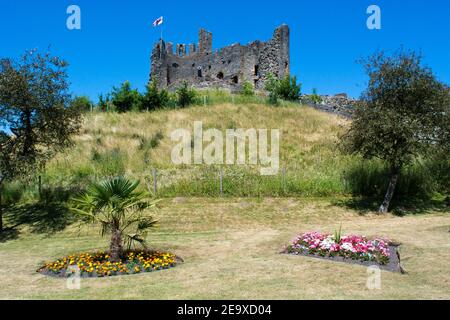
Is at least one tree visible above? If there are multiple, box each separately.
[141,78,170,111]
[0,49,82,231]
[71,95,94,112]
[277,74,301,101]
[110,81,142,112]
[0,133,11,231]
[98,93,111,112]
[265,73,301,104]
[341,50,450,213]
[176,81,197,108]
[71,177,159,262]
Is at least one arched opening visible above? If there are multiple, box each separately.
[198,69,202,77]
[217,72,224,80]
[232,75,238,84]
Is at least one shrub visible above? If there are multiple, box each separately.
[310,88,323,104]
[265,73,301,104]
[110,81,142,112]
[176,81,197,108]
[241,81,254,96]
[97,94,111,112]
[265,73,280,105]
[277,75,301,101]
[141,78,171,111]
[71,96,94,112]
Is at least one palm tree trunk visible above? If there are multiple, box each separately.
[109,228,123,262]
[379,168,399,214]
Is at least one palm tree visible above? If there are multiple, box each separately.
[71,177,159,262]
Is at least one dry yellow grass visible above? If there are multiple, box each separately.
[0,197,448,300]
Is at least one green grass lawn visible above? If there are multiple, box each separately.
[1,197,449,300]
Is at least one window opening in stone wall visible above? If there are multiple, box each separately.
[217,72,224,79]
[254,65,259,76]
[167,66,171,85]
[232,75,238,84]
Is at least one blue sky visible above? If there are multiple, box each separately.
[0,0,449,101]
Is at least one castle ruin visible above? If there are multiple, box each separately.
[150,25,290,90]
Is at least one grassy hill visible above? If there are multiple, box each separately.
[43,102,350,196]
[4,98,447,204]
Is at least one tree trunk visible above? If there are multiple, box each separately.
[23,109,34,156]
[379,169,399,214]
[0,179,3,232]
[109,228,123,262]
[38,175,42,200]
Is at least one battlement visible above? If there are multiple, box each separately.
[150,25,290,90]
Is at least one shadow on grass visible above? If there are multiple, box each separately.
[4,201,76,235]
[0,185,83,241]
[333,196,449,216]
[0,227,20,243]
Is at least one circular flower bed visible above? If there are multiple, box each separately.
[286,231,391,265]
[37,250,179,277]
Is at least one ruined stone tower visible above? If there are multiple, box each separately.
[150,25,290,90]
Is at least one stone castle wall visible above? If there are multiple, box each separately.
[150,25,290,90]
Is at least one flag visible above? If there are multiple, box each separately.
[153,16,163,27]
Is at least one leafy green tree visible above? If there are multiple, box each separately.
[71,177,159,262]
[241,81,254,96]
[71,95,94,112]
[265,73,301,104]
[341,50,450,213]
[277,75,301,101]
[142,78,160,111]
[176,81,197,108]
[110,81,142,112]
[141,78,170,111]
[0,50,82,231]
